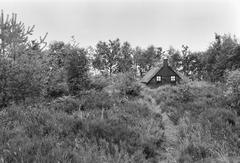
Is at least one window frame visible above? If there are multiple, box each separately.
[170,76,176,82]
[156,76,161,82]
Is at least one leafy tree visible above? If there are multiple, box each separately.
[188,52,204,80]
[42,41,72,98]
[168,46,181,70]
[133,45,163,77]
[226,69,240,114]
[173,45,204,80]
[201,34,239,82]
[92,39,121,76]
[144,45,163,69]
[116,41,133,73]
[48,41,69,69]
[133,46,144,77]
[44,41,86,98]
[179,45,191,77]
[228,45,240,70]
[66,48,89,95]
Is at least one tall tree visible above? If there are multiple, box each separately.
[92,39,121,76]
[202,34,239,82]
[180,45,191,76]
[168,46,181,70]
[48,41,70,69]
[43,41,71,98]
[66,48,89,95]
[133,45,163,77]
[0,11,48,106]
[0,10,47,60]
[116,41,133,73]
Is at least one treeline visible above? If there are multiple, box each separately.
[91,34,240,82]
[0,11,240,107]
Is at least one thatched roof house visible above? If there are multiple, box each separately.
[140,59,181,88]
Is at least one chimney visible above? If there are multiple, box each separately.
[163,58,168,67]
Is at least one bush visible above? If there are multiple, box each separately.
[89,75,110,90]
[52,96,79,114]
[46,82,69,98]
[84,119,141,154]
[79,90,113,111]
[226,69,240,114]
[143,81,226,123]
[0,56,45,107]
[111,72,142,98]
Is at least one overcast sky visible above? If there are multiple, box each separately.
[0,0,239,51]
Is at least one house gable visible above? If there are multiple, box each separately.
[141,59,181,88]
[147,66,180,86]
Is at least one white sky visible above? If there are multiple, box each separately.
[0,0,239,51]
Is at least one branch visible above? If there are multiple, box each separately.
[39,32,48,50]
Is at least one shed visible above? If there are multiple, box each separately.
[140,59,181,88]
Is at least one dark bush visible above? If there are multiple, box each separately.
[46,82,69,98]
[89,75,110,91]
[52,96,79,114]
[112,72,142,98]
[79,90,113,111]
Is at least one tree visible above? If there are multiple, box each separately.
[144,45,162,69]
[133,45,163,77]
[43,41,75,98]
[48,41,70,69]
[0,10,47,60]
[179,45,191,77]
[0,11,48,106]
[116,41,133,73]
[188,52,204,80]
[227,69,240,94]
[0,52,48,106]
[66,48,89,95]
[226,69,240,114]
[228,45,240,70]
[177,45,204,80]
[133,46,144,77]
[198,34,240,82]
[168,46,181,70]
[92,39,121,76]
[0,58,11,107]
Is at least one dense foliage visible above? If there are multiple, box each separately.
[1,11,240,162]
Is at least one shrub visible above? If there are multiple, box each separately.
[89,75,110,90]
[52,96,79,114]
[226,69,240,114]
[174,117,212,162]
[0,94,151,163]
[0,56,45,107]
[46,82,69,98]
[85,119,141,154]
[79,90,113,111]
[111,72,142,98]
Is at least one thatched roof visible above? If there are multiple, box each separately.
[140,66,162,83]
[140,61,181,84]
